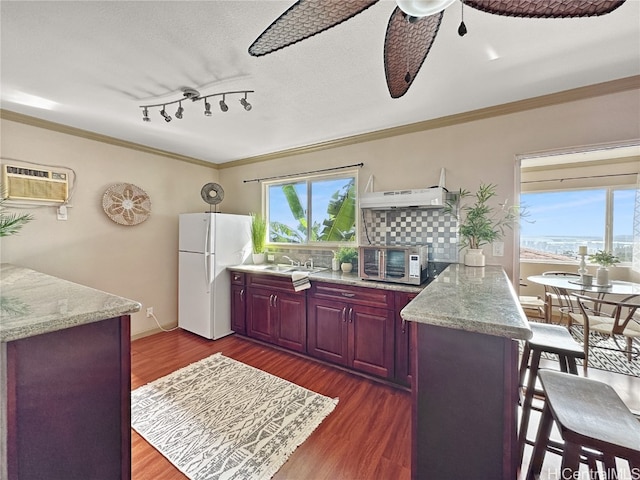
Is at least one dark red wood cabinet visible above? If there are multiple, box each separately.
[245,273,307,353]
[230,271,246,335]
[307,282,394,379]
[5,315,131,480]
[394,291,417,386]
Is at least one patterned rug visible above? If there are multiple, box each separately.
[567,325,639,377]
[131,353,338,480]
[526,323,640,377]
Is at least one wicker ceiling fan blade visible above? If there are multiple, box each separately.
[248,0,379,57]
[464,0,626,18]
[384,8,443,99]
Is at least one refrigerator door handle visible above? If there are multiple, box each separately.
[205,215,211,256]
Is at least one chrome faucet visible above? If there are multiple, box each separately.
[304,258,314,269]
[283,255,300,266]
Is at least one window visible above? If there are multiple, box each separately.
[520,187,634,263]
[265,173,357,245]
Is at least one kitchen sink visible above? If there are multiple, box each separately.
[263,264,327,274]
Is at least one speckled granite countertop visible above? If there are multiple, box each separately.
[401,264,532,340]
[0,264,141,342]
[228,264,426,294]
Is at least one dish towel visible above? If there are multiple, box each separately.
[292,271,311,292]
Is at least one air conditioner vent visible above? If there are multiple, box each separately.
[2,164,69,203]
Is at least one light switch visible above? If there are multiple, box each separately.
[492,241,504,257]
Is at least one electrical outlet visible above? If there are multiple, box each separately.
[268,254,275,262]
[146,307,153,317]
[57,205,68,221]
[492,242,504,257]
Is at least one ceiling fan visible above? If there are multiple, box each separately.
[248,0,625,98]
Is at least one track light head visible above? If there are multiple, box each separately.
[240,97,252,111]
[175,102,184,119]
[204,100,212,116]
[219,95,228,112]
[160,107,172,122]
[142,107,150,122]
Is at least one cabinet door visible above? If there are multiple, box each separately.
[246,287,274,343]
[307,298,349,366]
[350,304,394,378]
[274,292,307,353]
[231,285,246,335]
[394,292,417,386]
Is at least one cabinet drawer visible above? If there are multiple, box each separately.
[230,271,245,285]
[310,282,394,309]
[247,273,299,294]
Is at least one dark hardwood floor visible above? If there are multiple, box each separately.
[131,330,411,480]
[131,328,639,480]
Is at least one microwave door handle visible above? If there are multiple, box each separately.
[379,250,385,278]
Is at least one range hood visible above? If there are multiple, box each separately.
[360,170,448,210]
[360,187,446,210]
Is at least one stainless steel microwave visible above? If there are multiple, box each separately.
[359,244,431,285]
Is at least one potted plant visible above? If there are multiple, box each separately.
[445,183,520,267]
[250,212,267,264]
[0,194,33,237]
[336,247,357,273]
[588,250,619,286]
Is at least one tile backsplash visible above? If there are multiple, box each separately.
[360,208,459,262]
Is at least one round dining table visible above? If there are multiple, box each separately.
[526,275,640,298]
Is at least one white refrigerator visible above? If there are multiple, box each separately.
[178,213,252,339]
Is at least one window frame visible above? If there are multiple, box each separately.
[519,185,635,265]
[262,170,359,247]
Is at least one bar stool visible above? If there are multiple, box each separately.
[518,322,585,466]
[526,370,640,480]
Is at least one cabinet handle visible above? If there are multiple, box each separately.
[273,295,278,307]
[401,318,406,334]
[348,307,353,323]
[341,292,355,298]
[269,294,274,307]
[240,289,244,302]
[342,307,347,322]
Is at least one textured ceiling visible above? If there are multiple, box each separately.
[1,1,639,165]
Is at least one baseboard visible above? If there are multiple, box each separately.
[131,327,166,341]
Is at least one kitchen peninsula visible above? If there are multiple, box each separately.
[0,264,140,480]
[401,264,531,480]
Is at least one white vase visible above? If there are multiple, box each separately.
[341,262,353,273]
[595,266,609,286]
[252,253,265,265]
[464,248,485,267]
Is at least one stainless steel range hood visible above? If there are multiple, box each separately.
[360,169,447,210]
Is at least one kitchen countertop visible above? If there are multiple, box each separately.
[228,264,427,294]
[401,264,532,340]
[0,263,141,342]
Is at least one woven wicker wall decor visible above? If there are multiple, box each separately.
[102,183,151,226]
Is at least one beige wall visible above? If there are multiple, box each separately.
[220,88,640,281]
[2,86,639,337]
[0,119,218,337]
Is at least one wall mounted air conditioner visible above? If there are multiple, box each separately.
[359,186,447,210]
[2,164,69,203]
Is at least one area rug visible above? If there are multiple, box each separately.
[523,324,639,377]
[131,353,338,480]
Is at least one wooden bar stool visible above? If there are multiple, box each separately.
[526,370,640,480]
[518,322,585,466]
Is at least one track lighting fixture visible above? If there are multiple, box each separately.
[160,107,171,122]
[140,88,254,123]
[240,93,252,111]
[219,95,229,112]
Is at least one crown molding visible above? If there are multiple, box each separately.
[2,75,638,171]
[219,75,640,169]
[0,109,216,169]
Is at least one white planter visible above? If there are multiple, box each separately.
[252,253,265,265]
[595,266,609,286]
[464,248,485,267]
[341,262,353,273]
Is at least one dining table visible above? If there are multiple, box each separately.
[526,275,640,323]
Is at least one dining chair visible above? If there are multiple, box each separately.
[569,293,640,374]
[519,295,546,321]
[542,271,580,325]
